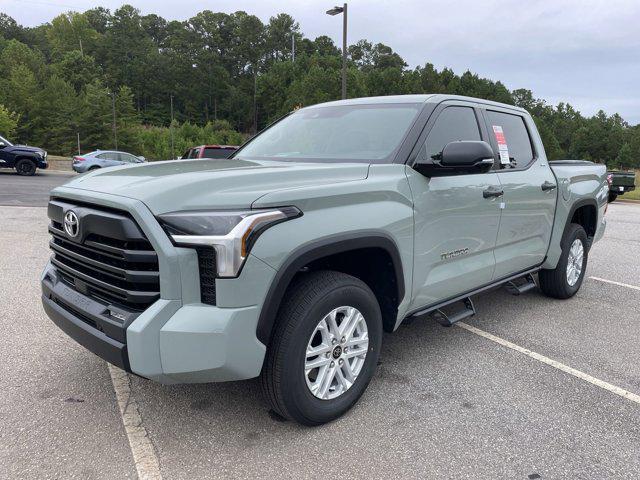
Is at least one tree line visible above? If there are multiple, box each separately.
[0,5,638,166]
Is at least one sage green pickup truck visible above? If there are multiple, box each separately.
[41,95,608,425]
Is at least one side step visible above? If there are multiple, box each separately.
[504,273,537,296]
[431,297,475,327]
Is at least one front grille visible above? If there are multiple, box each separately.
[196,248,217,305]
[48,199,160,311]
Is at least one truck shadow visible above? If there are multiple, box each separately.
[125,287,529,434]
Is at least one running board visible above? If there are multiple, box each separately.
[504,273,537,296]
[431,297,475,327]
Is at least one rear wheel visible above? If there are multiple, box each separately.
[88,165,100,171]
[261,270,382,425]
[539,223,588,299]
[608,192,618,203]
[15,158,36,176]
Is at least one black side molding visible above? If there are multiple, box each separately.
[256,231,405,345]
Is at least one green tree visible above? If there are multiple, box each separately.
[31,75,79,154]
[47,12,100,59]
[0,104,20,137]
[50,50,101,91]
[614,143,633,169]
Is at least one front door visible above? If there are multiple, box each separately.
[483,109,557,279]
[407,105,502,310]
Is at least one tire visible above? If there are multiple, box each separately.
[88,166,100,171]
[539,223,588,299]
[608,192,618,203]
[261,270,382,426]
[15,158,37,176]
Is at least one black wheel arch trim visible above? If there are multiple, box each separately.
[256,231,405,345]
[563,198,598,248]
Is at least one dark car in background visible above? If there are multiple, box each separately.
[607,170,636,202]
[181,144,239,160]
[72,150,146,173]
[0,134,48,175]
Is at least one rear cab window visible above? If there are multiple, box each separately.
[203,148,235,159]
[484,110,534,169]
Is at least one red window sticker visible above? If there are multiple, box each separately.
[492,125,510,164]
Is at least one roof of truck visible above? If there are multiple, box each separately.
[308,94,528,114]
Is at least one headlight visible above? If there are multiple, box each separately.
[159,207,301,277]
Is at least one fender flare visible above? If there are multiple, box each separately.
[256,231,405,345]
[562,198,598,247]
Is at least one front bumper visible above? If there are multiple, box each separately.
[37,153,48,169]
[42,278,130,371]
[41,188,275,384]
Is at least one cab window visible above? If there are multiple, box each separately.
[418,107,481,163]
[203,148,234,159]
[485,111,534,168]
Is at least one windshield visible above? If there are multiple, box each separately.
[0,135,13,146]
[237,103,421,163]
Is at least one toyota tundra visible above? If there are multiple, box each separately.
[41,95,608,425]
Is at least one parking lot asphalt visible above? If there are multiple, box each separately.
[0,170,75,207]
[1,177,639,479]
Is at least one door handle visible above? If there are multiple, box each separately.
[483,186,504,198]
[541,181,557,191]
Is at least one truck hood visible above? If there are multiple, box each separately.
[56,159,370,214]
[7,144,46,155]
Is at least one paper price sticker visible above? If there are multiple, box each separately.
[492,125,511,165]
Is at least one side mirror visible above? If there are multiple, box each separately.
[137,156,146,162]
[0,141,6,148]
[414,141,494,176]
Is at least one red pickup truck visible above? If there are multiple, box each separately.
[180,144,238,160]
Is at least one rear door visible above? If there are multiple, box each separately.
[407,103,502,309]
[482,109,557,279]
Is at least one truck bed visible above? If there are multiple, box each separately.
[542,159,608,269]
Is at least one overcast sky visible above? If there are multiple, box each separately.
[3,0,639,124]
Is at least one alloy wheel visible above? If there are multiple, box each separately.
[566,238,584,286]
[304,306,369,400]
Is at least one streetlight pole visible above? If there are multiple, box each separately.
[326,3,348,99]
[111,91,118,150]
[170,95,175,159]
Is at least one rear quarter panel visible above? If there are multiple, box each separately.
[543,162,608,269]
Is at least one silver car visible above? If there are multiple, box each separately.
[72,150,146,173]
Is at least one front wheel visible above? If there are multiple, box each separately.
[539,223,588,299]
[15,158,37,176]
[261,270,382,425]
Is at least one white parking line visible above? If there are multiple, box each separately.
[457,322,640,406]
[589,276,640,291]
[108,365,163,480]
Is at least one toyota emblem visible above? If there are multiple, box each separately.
[63,210,79,238]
